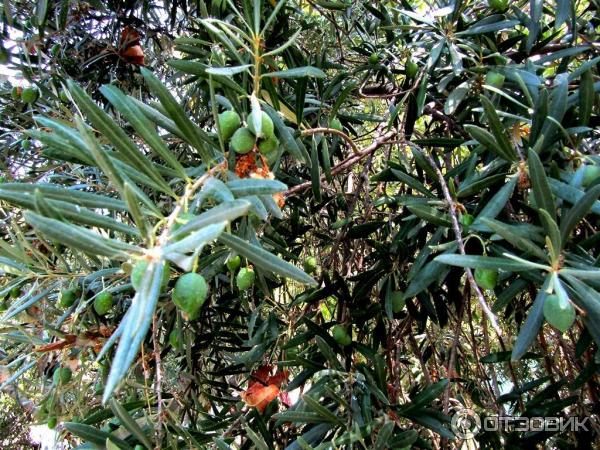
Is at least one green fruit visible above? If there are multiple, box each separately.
[21,86,39,104]
[543,294,576,333]
[0,301,7,312]
[236,267,255,291]
[11,86,21,101]
[59,90,69,102]
[172,273,208,320]
[303,256,318,274]
[169,329,182,348]
[9,286,21,298]
[369,53,379,65]
[329,118,343,132]
[21,139,32,150]
[230,127,256,154]
[134,445,145,450]
[94,382,103,395]
[94,291,114,316]
[331,324,351,346]
[391,291,405,313]
[285,346,299,360]
[258,135,279,156]
[459,214,475,231]
[226,255,241,272]
[53,367,72,385]
[47,416,57,429]
[58,289,77,308]
[51,43,61,56]
[582,165,600,187]
[405,58,419,78]
[474,268,498,290]
[131,260,170,291]
[488,0,508,10]
[248,111,275,138]
[218,110,242,141]
[485,71,505,88]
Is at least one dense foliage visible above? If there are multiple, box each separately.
[1,0,599,448]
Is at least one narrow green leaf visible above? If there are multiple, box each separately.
[314,336,343,371]
[272,411,323,424]
[549,179,600,215]
[302,394,343,425]
[455,19,520,36]
[406,205,452,227]
[407,379,449,408]
[434,254,535,272]
[538,208,562,260]
[206,64,253,76]
[391,169,433,197]
[511,276,551,361]
[464,124,513,161]
[163,222,226,255]
[262,103,307,162]
[264,66,326,79]
[480,95,517,161]
[226,178,287,196]
[374,421,395,450]
[100,85,187,178]
[172,200,251,239]
[471,176,517,230]
[109,399,153,450]
[123,183,150,241]
[579,69,593,127]
[103,260,165,403]
[560,184,600,241]
[63,422,132,450]
[528,149,556,222]
[480,218,547,261]
[217,233,316,285]
[25,212,140,259]
[67,80,172,194]
[244,425,269,450]
[0,189,138,236]
[75,116,160,215]
[141,67,216,164]
[0,183,128,211]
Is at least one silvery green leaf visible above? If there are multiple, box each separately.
[205,64,252,76]
[103,261,165,403]
[193,177,234,207]
[226,178,287,196]
[171,199,250,239]
[163,222,226,255]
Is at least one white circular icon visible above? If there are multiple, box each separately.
[451,408,481,439]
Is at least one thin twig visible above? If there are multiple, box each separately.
[284,127,397,197]
[300,127,360,155]
[151,314,163,448]
[405,140,503,337]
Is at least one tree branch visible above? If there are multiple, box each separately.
[284,127,397,197]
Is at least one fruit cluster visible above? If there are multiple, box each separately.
[218,110,280,161]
